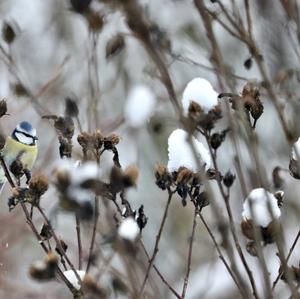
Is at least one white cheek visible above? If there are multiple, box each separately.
[15,132,33,145]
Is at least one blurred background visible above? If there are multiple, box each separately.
[0,0,300,298]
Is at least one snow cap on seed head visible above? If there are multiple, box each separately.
[242,188,281,227]
[167,129,211,172]
[182,78,218,114]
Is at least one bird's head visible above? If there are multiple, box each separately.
[12,121,38,146]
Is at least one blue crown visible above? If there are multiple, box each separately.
[19,121,33,133]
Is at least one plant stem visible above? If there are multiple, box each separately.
[139,189,173,295]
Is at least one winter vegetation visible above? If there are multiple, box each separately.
[1,1,300,299]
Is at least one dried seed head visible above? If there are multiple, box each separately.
[272,166,284,189]
[124,165,139,187]
[10,158,24,179]
[65,98,79,118]
[195,191,210,211]
[77,132,94,150]
[59,136,73,158]
[244,58,252,70]
[55,239,68,256]
[0,100,8,118]
[53,167,71,192]
[13,82,29,97]
[209,130,228,150]
[82,275,107,298]
[274,190,284,208]
[29,252,58,281]
[106,33,125,59]
[289,158,300,179]
[86,11,104,32]
[176,167,192,185]
[112,276,129,294]
[55,116,74,140]
[241,219,255,240]
[0,134,6,150]
[262,220,280,244]
[246,241,258,256]
[29,173,49,198]
[154,164,172,190]
[104,133,120,150]
[188,101,202,122]
[93,129,103,150]
[70,0,92,13]
[40,223,52,240]
[2,21,16,44]
[223,171,236,188]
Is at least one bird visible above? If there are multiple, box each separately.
[0,121,38,192]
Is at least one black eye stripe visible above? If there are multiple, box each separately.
[15,130,34,139]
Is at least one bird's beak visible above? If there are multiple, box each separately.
[34,136,39,140]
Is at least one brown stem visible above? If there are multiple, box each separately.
[139,189,173,295]
[140,241,182,299]
[181,208,197,298]
[37,206,82,285]
[75,214,83,270]
[204,133,259,299]
[272,228,300,291]
[86,196,99,273]
[0,156,76,294]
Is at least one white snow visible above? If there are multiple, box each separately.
[124,85,156,127]
[63,270,86,290]
[242,188,281,227]
[292,137,300,160]
[182,78,218,114]
[167,129,211,172]
[118,217,140,241]
[55,160,100,184]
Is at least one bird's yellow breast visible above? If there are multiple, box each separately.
[2,137,38,170]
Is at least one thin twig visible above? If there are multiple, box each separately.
[272,229,300,290]
[181,208,197,298]
[140,241,182,299]
[139,188,173,295]
[203,132,259,299]
[86,196,99,273]
[0,156,76,294]
[75,214,82,270]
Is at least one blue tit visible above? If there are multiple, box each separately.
[0,121,38,191]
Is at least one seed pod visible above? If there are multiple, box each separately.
[0,100,8,118]
[223,171,236,188]
[65,97,79,118]
[70,0,92,13]
[2,21,16,44]
[106,34,125,59]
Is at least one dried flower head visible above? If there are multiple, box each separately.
[65,97,79,118]
[29,173,49,198]
[70,0,92,13]
[0,100,8,118]
[106,33,125,59]
[0,133,6,150]
[2,21,16,44]
[29,252,58,281]
[123,165,139,187]
[104,133,120,150]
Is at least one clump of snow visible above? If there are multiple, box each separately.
[63,270,86,290]
[118,217,140,241]
[292,137,300,160]
[182,78,218,114]
[124,85,156,127]
[54,160,100,184]
[167,129,211,172]
[242,188,281,227]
